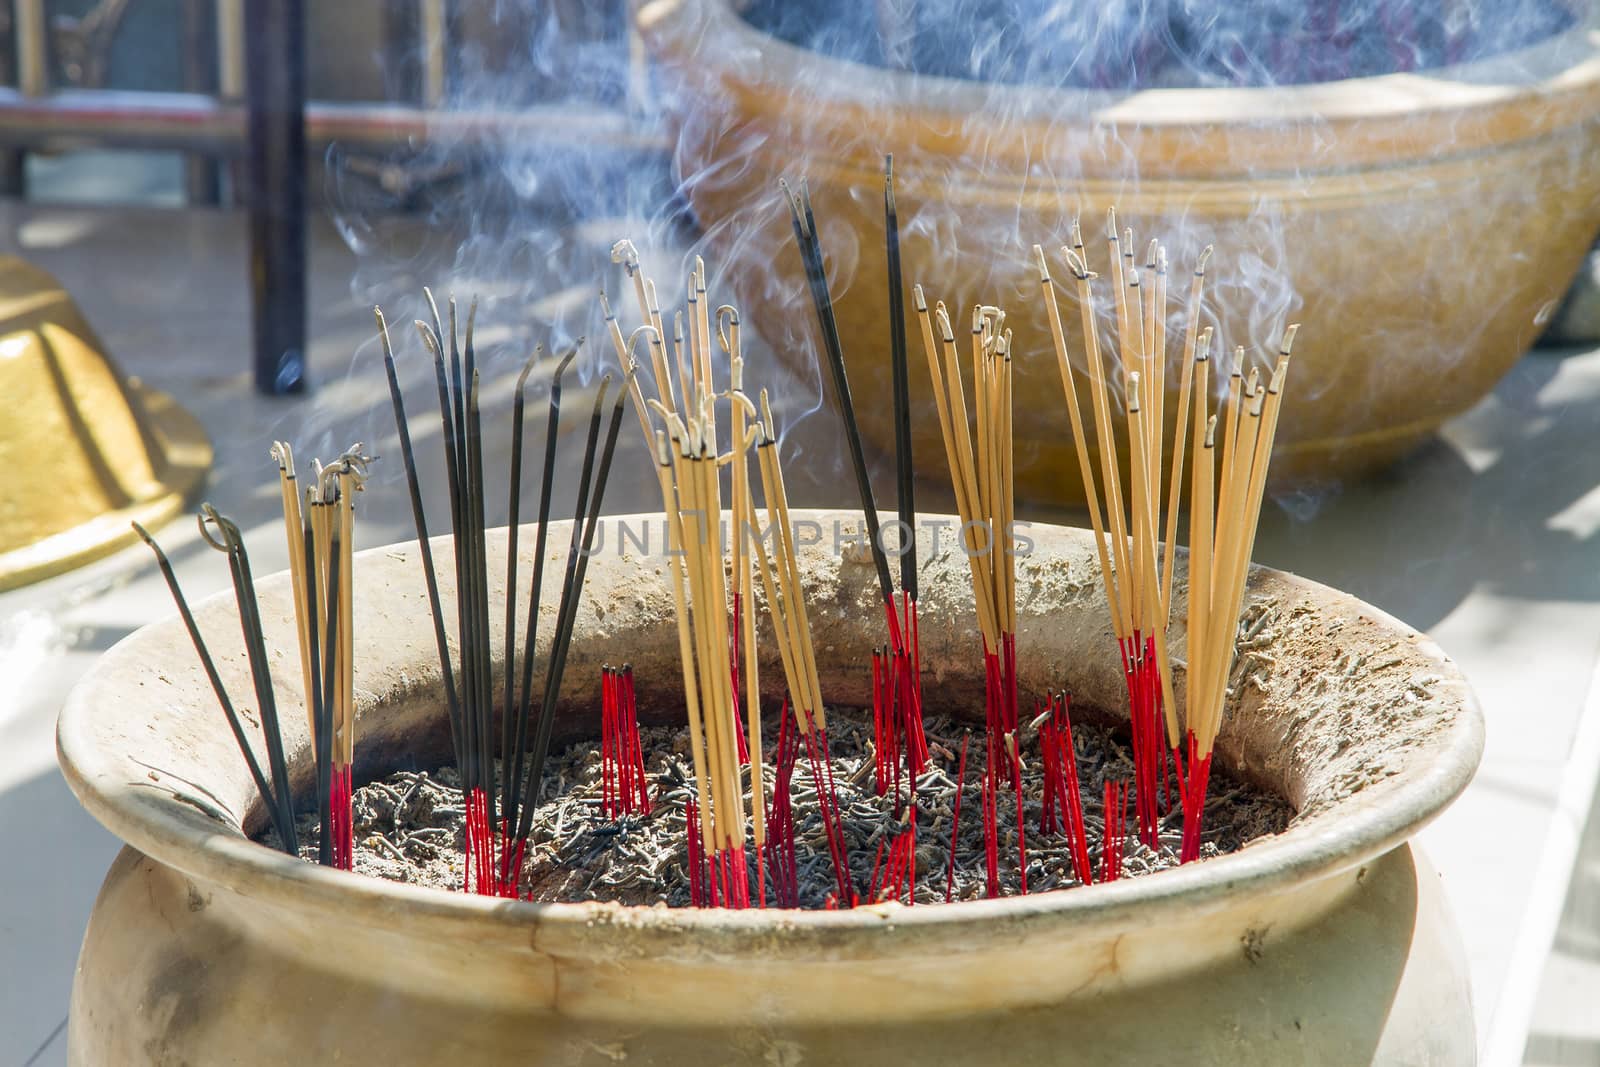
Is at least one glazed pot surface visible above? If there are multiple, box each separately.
[59,513,1483,1062]
[638,0,1600,503]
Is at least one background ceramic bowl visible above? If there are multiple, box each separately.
[638,0,1600,504]
[59,513,1483,1063]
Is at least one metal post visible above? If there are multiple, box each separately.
[181,0,221,205]
[419,0,448,106]
[244,0,307,395]
[217,0,246,100]
[13,0,48,98]
[7,0,47,197]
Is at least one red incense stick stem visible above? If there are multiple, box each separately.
[946,733,970,903]
[1013,739,1028,894]
[1181,733,1213,863]
[982,738,1000,898]
[686,798,703,907]
[625,667,649,813]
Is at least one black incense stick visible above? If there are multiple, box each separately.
[135,521,297,851]
[377,309,463,769]
[465,365,494,825]
[515,373,625,843]
[313,517,342,867]
[418,319,475,789]
[198,506,299,851]
[295,493,330,867]
[884,156,916,601]
[503,347,541,810]
[298,508,323,862]
[505,345,578,844]
[386,290,622,889]
[514,375,608,838]
[782,179,897,612]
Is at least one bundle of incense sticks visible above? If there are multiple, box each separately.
[602,249,757,908]
[269,442,371,869]
[603,251,756,909]
[912,289,1023,897]
[1099,779,1129,882]
[784,170,928,777]
[140,449,376,871]
[1035,211,1297,861]
[1180,325,1296,860]
[136,514,302,857]
[764,700,801,907]
[883,158,926,771]
[869,805,917,904]
[1034,692,1092,885]
[604,243,855,908]
[378,294,624,898]
[600,664,650,819]
[780,167,928,905]
[1034,213,1191,848]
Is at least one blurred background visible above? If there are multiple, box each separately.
[0,1,1597,1063]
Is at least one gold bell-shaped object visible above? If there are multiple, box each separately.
[0,256,211,591]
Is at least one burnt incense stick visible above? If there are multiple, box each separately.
[504,345,578,850]
[377,309,464,771]
[417,319,472,747]
[416,309,499,887]
[313,517,343,867]
[298,502,326,865]
[197,505,299,852]
[884,156,915,602]
[134,521,297,851]
[387,289,614,894]
[782,179,898,627]
[502,346,541,804]
[515,374,626,844]
[521,370,610,808]
[466,367,494,828]
[882,159,928,774]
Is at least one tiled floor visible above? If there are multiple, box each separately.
[1,199,1597,1065]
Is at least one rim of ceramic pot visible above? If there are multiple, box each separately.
[57,512,1483,959]
[637,0,1600,178]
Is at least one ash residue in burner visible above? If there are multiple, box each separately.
[271,713,1291,908]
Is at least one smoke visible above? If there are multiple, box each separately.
[318,0,1598,515]
[748,0,1574,88]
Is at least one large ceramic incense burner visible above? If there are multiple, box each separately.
[637,0,1600,501]
[60,511,1481,1064]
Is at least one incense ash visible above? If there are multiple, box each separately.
[269,711,1291,907]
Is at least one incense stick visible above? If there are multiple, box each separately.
[197,505,300,854]
[885,156,916,604]
[378,309,464,770]
[913,284,1023,895]
[135,521,298,852]
[782,179,902,649]
[515,374,627,845]
[384,291,622,896]
[502,346,541,822]
[504,346,577,863]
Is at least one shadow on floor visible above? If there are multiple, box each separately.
[0,766,119,1065]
